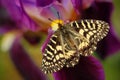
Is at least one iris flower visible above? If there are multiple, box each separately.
[0,0,120,80]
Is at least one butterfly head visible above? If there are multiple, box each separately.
[50,19,64,31]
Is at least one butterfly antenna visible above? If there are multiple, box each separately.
[48,12,61,25]
[57,11,60,20]
[48,18,58,24]
[48,18,53,22]
[57,11,61,24]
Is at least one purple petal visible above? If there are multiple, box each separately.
[71,0,94,14]
[39,1,70,21]
[81,1,120,58]
[36,0,54,7]
[10,38,47,80]
[54,56,105,80]
[97,27,120,59]
[1,0,38,31]
[21,0,73,27]
[71,0,82,14]
[41,28,54,53]
[0,4,19,34]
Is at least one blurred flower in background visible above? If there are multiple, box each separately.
[0,0,120,80]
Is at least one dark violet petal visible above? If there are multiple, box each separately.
[1,0,22,22]
[81,1,120,58]
[1,0,38,31]
[81,1,113,22]
[0,28,8,34]
[20,0,36,5]
[97,27,120,59]
[23,31,42,45]
[41,28,54,53]
[0,26,17,34]
[0,4,19,34]
[36,0,54,7]
[10,38,47,80]
[54,56,105,80]
[20,0,73,29]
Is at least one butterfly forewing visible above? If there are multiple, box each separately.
[41,19,109,73]
[42,31,66,74]
[70,19,109,44]
[69,19,109,56]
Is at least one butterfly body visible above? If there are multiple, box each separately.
[41,19,109,74]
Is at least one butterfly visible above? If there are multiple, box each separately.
[41,19,109,74]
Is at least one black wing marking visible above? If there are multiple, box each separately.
[69,19,109,56]
[41,31,66,74]
[70,19,109,44]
